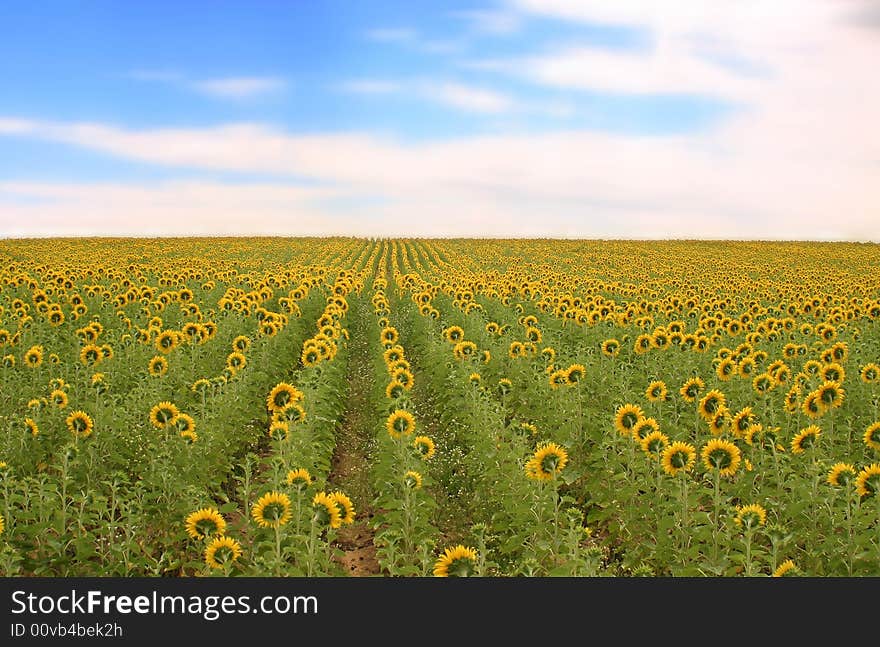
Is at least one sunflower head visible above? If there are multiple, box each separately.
[330,491,356,524]
[855,463,880,498]
[204,536,243,570]
[640,430,669,457]
[149,401,179,429]
[412,435,436,460]
[286,468,313,490]
[433,545,478,577]
[661,442,696,476]
[701,438,742,477]
[791,425,821,454]
[185,507,227,540]
[525,442,569,481]
[734,503,767,530]
[827,462,856,488]
[614,403,644,436]
[312,491,343,529]
[679,376,705,402]
[404,470,423,489]
[252,491,292,528]
[772,559,798,577]
[565,364,586,384]
[386,409,416,439]
[65,410,94,438]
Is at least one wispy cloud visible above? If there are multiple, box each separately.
[334,79,402,95]
[417,81,513,114]
[364,26,461,54]
[2,114,877,240]
[452,8,522,34]
[128,70,287,100]
[192,77,286,99]
[337,78,570,117]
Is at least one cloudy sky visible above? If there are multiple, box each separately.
[1,0,878,239]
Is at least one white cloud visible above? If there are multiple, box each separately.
[335,79,402,95]
[452,8,523,34]
[191,77,287,99]
[1,115,877,240]
[417,81,513,114]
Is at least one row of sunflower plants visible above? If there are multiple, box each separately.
[363,267,440,576]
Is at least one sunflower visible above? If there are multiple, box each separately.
[855,464,880,497]
[821,362,845,384]
[24,345,44,368]
[525,442,568,481]
[386,409,416,439]
[184,507,227,540]
[861,363,880,384]
[600,339,620,357]
[863,422,880,452]
[497,378,513,396]
[24,417,39,437]
[548,369,568,389]
[380,326,399,345]
[614,403,644,436]
[268,421,289,441]
[180,429,198,444]
[191,377,211,393]
[640,430,669,457]
[232,335,251,352]
[801,390,826,419]
[330,492,356,524]
[49,388,68,409]
[708,406,731,436]
[752,373,774,394]
[386,380,405,399]
[175,413,195,434]
[661,442,696,476]
[645,380,667,403]
[565,364,586,384]
[312,491,343,529]
[734,503,767,529]
[698,389,726,421]
[413,435,436,460]
[266,382,303,413]
[701,438,742,477]
[148,355,168,376]
[791,425,821,454]
[149,401,179,429]
[772,559,798,577]
[827,462,856,488]
[252,491,292,529]
[154,330,178,355]
[481,349,491,364]
[715,357,736,381]
[65,410,94,438]
[731,407,757,438]
[226,351,246,371]
[443,326,464,343]
[679,376,705,402]
[286,468,313,489]
[816,380,844,410]
[433,545,478,577]
[632,417,660,442]
[204,536,243,570]
[468,372,481,385]
[508,341,525,359]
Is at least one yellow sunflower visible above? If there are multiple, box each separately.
[827,462,856,488]
[679,376,705,402]
[413,435,436,460]
[149,401,179,429]
[855,463,880,497]
[286,468,313,489]
[791,425,821,454]
[65,410,94,438]
[266,382,303,413]
[645,380,667,403]
[184,507,227,540]
[614,403,644,436]
[312,491,343,529]
[525,442,568,481]
[701,438,742,477]
[734,503,767,529]
[661,442,696,476]
[330,492,356,524]
[251,491,292,528]
[433,545,478,577]
[386,409,416,439]
[204,536,243,569]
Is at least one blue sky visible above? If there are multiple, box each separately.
[1,1,878,239]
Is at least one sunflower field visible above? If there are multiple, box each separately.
[0,237,879,577]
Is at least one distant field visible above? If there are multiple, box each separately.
[0,237,878,576]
